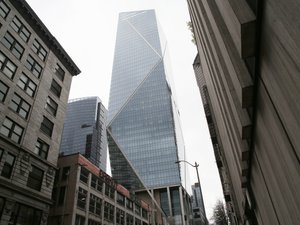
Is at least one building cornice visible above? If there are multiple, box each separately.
[9,0,81,76]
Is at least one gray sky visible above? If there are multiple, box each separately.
[26,0,223,218]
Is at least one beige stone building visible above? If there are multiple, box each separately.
[187,0,300,224]
[0,0,80,224]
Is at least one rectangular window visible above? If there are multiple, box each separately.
[10,203,42,225]
[142,209,148,219]
[58,186,66,205]
[0,51,17,79]
[117,193,125,206]
[50,79,62,97]
[135,218,141,225]
[126,199,133,211]
[91,174,103,192]
[126,214,134,225]
[75,214,85,225]
[9,93,31,119]
[1,152,15,179]
[40,116,54,137]
[116,208,125,225]
[61,166,70,181]
[55,64,65,81]
[88,219,101,225]
[0,1,10,19]
[104,202,114,222]
[89,194,102,216]
[0,117,24,143]
[32,39,47,61]
[25,55,42,78]
[45,96,58,116]
[27,165,44,191]
[105,185,115,199]
[1,32,25,59]
[135,204,141,215]
[0,80,9,102]
[34,139,49,159]
[0,148,3,161]
[0,197,5,218]
[10,16,31,43]
[80,167,89,183]
[17,73,37,97]
[77,187,87,210]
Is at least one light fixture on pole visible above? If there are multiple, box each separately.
[175,160,207,225]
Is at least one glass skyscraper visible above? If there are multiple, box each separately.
[108,10,191,225]
[59,97,107,171]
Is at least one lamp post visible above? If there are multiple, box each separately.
[175,160,207,225]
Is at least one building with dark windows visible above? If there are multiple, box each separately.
[188,0,300,224]
[107,10,192,225]
[59,97,107,171]
[191,183,207,225]
[0,0,80,224]
[48,153,151,225]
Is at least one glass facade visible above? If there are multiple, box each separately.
[59,97,107,171]
[108,9,185,190]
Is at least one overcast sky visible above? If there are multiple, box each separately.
[26,0,223,218]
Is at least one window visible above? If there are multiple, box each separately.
[25,55,42,78]
[142,209,148,219]
[91,174,103,192]
[116,208,125,225]
[135,204,141,215]
[77,187,87,210]
[126,214,134,225]
[0,197,5,218]
[80,167,89,183]
[34,139,49,159]
[40,116,54,137]
[105,185,115,199]
[75,214,85,225]
[135,218,141,225]
[61,166,70,181]
[27,165,44,191]
[17,73,37,97]
[1,32,24,59]
[0,148,3,161]
[89,194,102,215]
[32,39,47,61]
[55,64,65,81]
[50,79,62,97]
[117,193,125,206]
[104,202,114,222]
[88,219,101,225]
[10,203,42,225]
[0,1,10,19]
[45,96,58,116]
[0,80,9,102]
[1,153,15,179]
[9,93,31,119]
[127,199,133,211]
[58,186,66,205]
[10,16,31,43]
[0,117,24,143]
[0,51,17,79]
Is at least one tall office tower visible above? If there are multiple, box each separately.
[188,0,300,224]
[107,10,191,225]
[191,183,207,225]
[59,97,107,171]
[0,0,80,224]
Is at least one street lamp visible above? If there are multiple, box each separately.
[175,160,207,225]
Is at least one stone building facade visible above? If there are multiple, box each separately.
[188,0,300,224]
[0,0,80,224]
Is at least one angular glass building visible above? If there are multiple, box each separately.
[59,97,107,171]
[108,10,191,225]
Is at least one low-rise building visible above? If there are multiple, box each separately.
[48,153,151,225]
